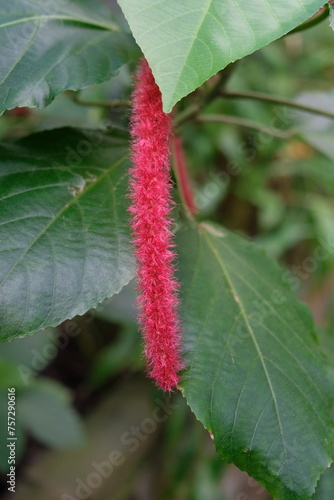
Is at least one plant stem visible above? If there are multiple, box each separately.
[221,89,334,120]
[173,62,237,127]
[285,4,329,35]
[196,114,294,138]
[173,103,200,128]
[70,92,130,108]
[202,62,237,106]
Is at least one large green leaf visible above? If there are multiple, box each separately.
[0,127,135,342]
[18,378,85,449]
[0,0,133,114]
[177,223,334,500]
[118,0,326,112]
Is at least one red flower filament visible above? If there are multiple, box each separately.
[171,134,198,216]
[129,59,184,391]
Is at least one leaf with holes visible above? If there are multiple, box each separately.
[0,127,135,342]
[118,0,327,112]
[177,223,334,500]
[0,0,134,114]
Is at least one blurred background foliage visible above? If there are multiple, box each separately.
[0,5,334,499]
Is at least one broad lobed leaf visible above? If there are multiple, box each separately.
[0,0,134,114]
[177,223,334,500]
[118,0,327,112]
[0,127,135,342]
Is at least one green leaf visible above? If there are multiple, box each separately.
[271,156,334,195]
[177,223,334,500]
[18,378,85,449]
[118,0,326,112]
[0,127,135,342]
[0,0,133,114]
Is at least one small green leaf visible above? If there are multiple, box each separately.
[0,0,134,114]
[0,128,135,342]
[177,223,334,500]
[18,378,85,449]
[118,0,326,112]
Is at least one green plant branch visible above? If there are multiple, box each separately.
[220,89,334,120]
[196,114,294,138]
[173,102,199,128]
[173,63,237,128]
[285,4,329,35]
[202,62,237,105]
[70,92,130,109]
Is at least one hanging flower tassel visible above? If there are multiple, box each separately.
[129,58,184,391]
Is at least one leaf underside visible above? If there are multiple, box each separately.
[118,0,327,112]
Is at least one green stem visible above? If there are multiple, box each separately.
[221,89,334,121]
[202,62,237,105]
[286,4,329,35]
[173,103,200,128]
[70,92,130,109]
[196,114,294,139]
[173,62,237,127]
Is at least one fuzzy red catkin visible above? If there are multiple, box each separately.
[129,58,184,391]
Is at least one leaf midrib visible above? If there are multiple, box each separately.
[0,155,127,288]
[168,0,213,109]
[0,14,118,31]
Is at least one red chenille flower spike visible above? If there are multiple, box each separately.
[129,58,184,391]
